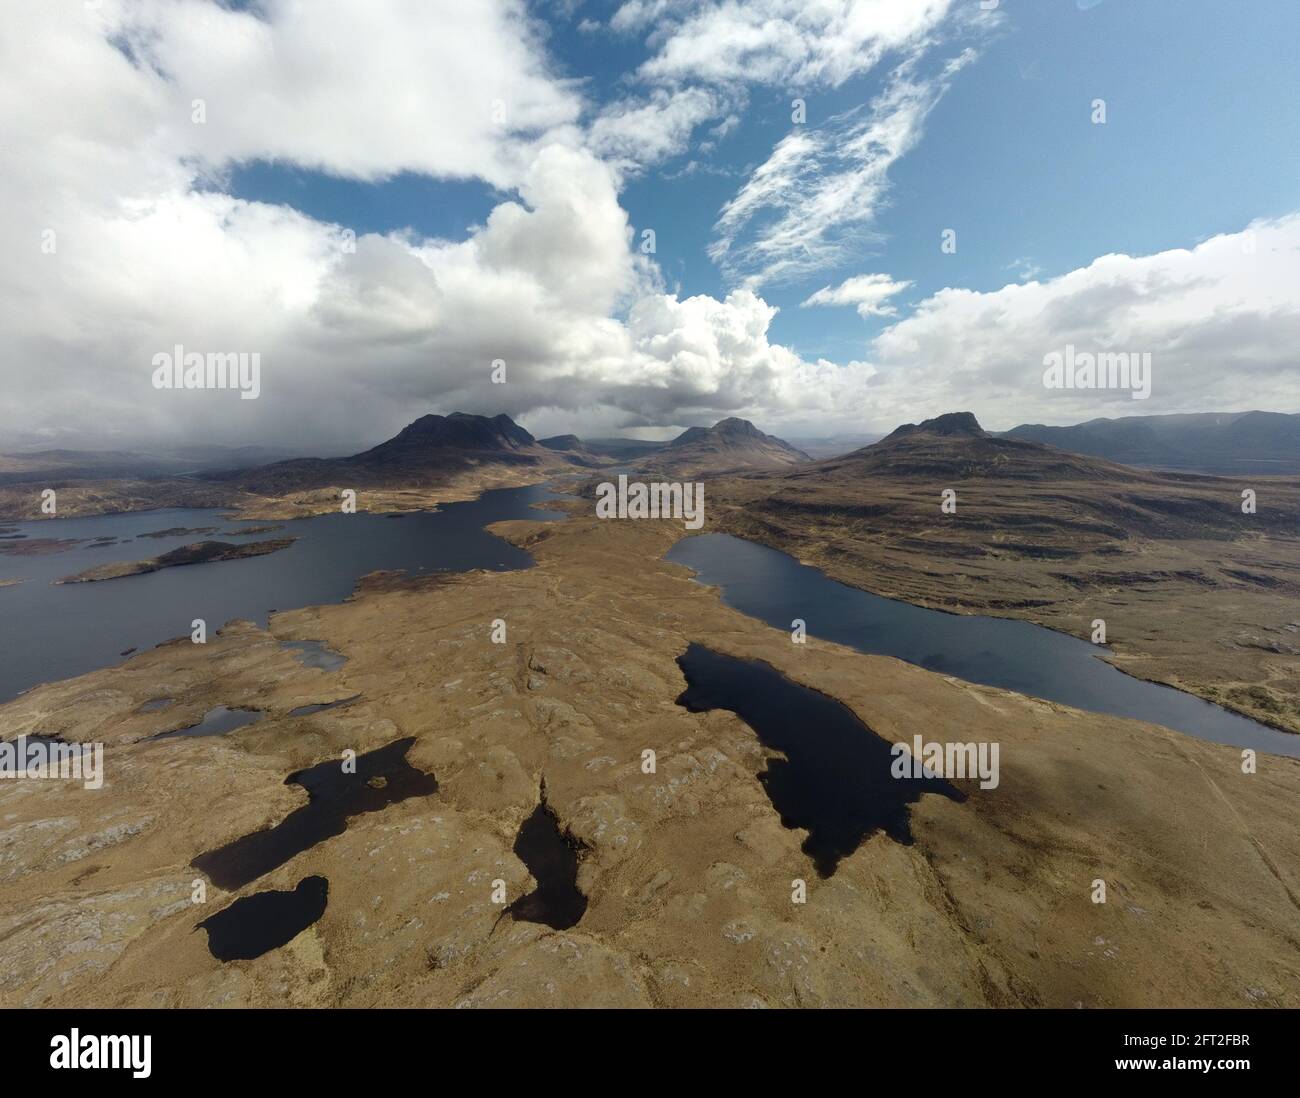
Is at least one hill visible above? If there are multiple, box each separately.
[537,434,603,467]
[646,417,810,475]
[827,411,1144,484]
[218,412,572,496]
[1003,410,1300,474]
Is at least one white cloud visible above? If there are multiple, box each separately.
[615,289,875,422]
[610,0,683,35]
[861,216,1300,429]
[1005,257,1043,282]
[0,1,860,452]
[588,87,725,174]
[609,0,991,270]
[711,48,979,288]
[3,1,1294,460]
[624,0,958,88]
[802,273,912,317]
[99,0,583,189]
[710,113,741,139]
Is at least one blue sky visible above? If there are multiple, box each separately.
[228,0,1300,367]
[7,0,1300,450]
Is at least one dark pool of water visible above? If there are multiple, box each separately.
[676,643,963,877]
[505,798,588,930]
[0,484,567,704]
[191,737,438,890]
[198,875,329,961]
[288,695,361,718]
[667,533,1300,759]
[151,706,264,740]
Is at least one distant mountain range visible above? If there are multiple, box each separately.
[8,409,1294,499]
[576,438,669,460]
[211,412,813,502]
[784,432,886,460]
[0,413,815,514]
[0,444,303,485]
[1001,411,1300,475]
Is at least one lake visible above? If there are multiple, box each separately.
[666,532,1300,759]
[0,483,567,705]
[676,642,963,876]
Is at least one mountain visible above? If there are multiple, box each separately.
[358,412,536,463]
[647,417,811,475]
[1002,411,1300,475]
[218,412,570,494]
[827,411,1136,483]
[882,411,987,441]
[698,410,1300,737]
[707,409,1298,571]
[537,434,603,467]
[538,434,583,452]
[0,412,583,520]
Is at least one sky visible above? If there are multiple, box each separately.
[2,0,1299,454]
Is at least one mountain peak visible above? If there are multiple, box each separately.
[713,417,762,436]
[654,417,810,471]
[667,417,765,448]
[360,412,535,461]
[885,412,986,441]
[538,434,583,452]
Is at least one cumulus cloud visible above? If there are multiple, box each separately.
[860,216,1300,429]
[614,289,876,423]
[0,1,850,452]
[104,0,583,189]
[2,1,1295,459]
[802,274,912,318]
